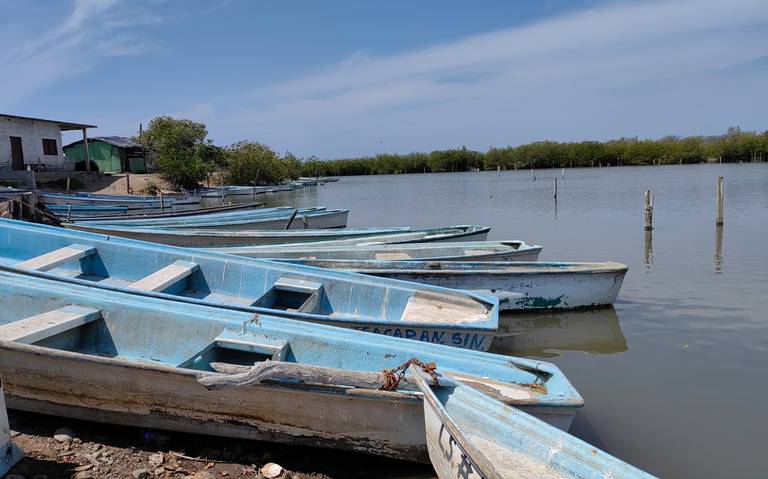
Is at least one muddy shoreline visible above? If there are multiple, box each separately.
[6,411,434,479]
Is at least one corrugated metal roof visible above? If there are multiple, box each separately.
[64,136,145,149]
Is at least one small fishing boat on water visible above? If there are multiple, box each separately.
[410,369,653,478]
[0,269,582,461]
[0,375,22,476]
[276,260,627,311]
[65,224,489,247]
[71,192,202,206]
[41,192,179,210]
[0,219,499,349]
[208,240,540,262]
[51,201,266,221]
[47,204,129,217]
[298,176,340,183]
[73,206,350,230]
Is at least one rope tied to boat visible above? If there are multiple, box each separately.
[380,358,438,391]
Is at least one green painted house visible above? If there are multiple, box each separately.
[63,136,148,173]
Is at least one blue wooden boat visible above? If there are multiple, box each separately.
[0,269,582,460]
[65,223,489,247]
[0,219,499,350]
[274,260,627,311]
[41,192,176,210]
[59,201,265,221]
[47,204,129,217]
[410,369,653,477]
[207,240,540,262]
[73,206,350,230]
[0,377,22,476]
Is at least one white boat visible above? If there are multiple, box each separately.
[210,240,540,262]
[277,260,628,311]
[65,224,489,247]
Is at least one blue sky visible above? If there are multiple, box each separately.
[2,0,767,157]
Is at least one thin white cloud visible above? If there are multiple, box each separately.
[0,0,159,110]
[209,0,768,156]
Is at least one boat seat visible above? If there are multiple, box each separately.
[16,244,96,272]
[130,260,199,292]
[274,277,325,313]
[374,252,412,260]
[214,329,289,361]
[0,305,102,344]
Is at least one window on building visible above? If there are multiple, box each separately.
[42,138,58,156]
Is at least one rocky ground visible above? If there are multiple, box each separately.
[6,411,434,479]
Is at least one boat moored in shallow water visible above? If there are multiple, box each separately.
[73,206,350,230]
[275,260,627,311]
[65,223,489,247]
[410,369,652,477]
[207,240,541,262]
[0,219,499,350]
[0,269,582,461]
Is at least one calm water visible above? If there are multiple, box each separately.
[258,164,768,478]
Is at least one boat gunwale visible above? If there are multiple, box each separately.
[0,220,500,332]
[282,260,629,276]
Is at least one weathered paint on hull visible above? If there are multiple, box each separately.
[65,225,489,247]
[416,375,655,479]
[333,322,496,352]
[0,379,22,476]
[213,240,540,262]
[0,344,580,462]
[41,193,175,210]
[362,267,626,311]
[0,271,580,463]
[0,220,499,348]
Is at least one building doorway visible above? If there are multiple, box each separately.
[9,137,23,170]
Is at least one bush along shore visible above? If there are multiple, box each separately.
[135,117,767,189]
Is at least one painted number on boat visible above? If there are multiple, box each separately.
[352,326,487,350]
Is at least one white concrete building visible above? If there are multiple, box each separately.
[0,114,96,172]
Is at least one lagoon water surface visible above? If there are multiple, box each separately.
[261,164,767,478]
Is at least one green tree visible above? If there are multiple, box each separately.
[135,116,212,189]
[225,141,287,185]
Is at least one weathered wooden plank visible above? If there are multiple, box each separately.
[16,244,95,271]
[130,260,199,292]
[198,361,437,391]
[0,305,101,343]
[215,330,288,361]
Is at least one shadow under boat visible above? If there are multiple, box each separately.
[489,307,628,358]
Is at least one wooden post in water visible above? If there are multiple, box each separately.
[159,190,165,213]
[126,174,131,194]
[553,177,558,199]
[716,176,724,225]
[497,165,500,176]
[644,190,654,230]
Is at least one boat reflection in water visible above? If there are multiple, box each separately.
[490,307,627,358]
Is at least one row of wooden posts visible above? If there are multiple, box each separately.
[644,176,724,230]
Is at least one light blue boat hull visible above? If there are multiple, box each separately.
[278,260,628,311]
[67,223,490,248]
[0,270,581,461]
[413,372,653,478]
[0,219,498,350]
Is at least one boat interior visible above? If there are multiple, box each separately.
[0,220,497,329]
[0,271,560,406]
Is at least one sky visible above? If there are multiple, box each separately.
[1,0,767,158]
